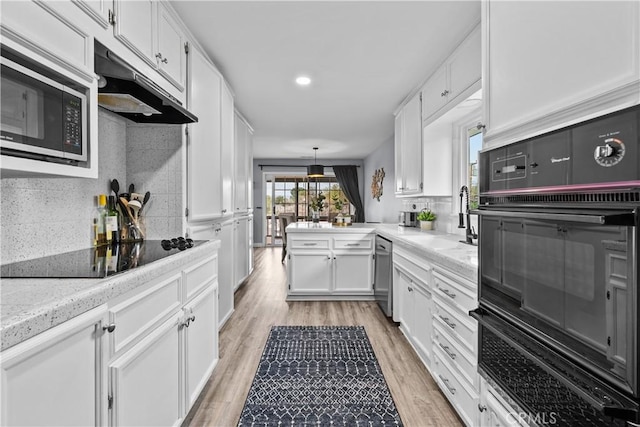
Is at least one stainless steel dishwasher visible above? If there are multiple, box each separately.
[374,235,393,317]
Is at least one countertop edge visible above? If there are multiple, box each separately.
[1,240,221,352]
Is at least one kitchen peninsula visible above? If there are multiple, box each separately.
[286,222,376,298]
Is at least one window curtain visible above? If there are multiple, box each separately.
[332,165,365,223]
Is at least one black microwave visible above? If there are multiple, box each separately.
[0,56,87,162]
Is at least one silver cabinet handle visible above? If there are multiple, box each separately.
[345,243,360,247]
[478,404,487,412]
[303,242,317,246]
[439,315,456,329]
[103,323,116,333]
[440,89,449,97]
[155,53,168,64]
[221,209,227,213]
[439,343,456,360]
[438,375,456,394]
[440,288,456,299]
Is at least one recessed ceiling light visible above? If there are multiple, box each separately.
[295,76,311,86]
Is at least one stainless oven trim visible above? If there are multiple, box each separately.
[0,56,88,162]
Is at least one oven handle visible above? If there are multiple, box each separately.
[473,209,635,226]
[470,307,639,423]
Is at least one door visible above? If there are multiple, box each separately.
[109,313,181,427]
[333,252,373,293]
[187,47,222,221]
[288,252,332,294]
[113,0,155,67]
[156,3,186,91]
[396,270,414,336]
[234,217,249,289]
[184,285,218,410]
[412,283,433,363]
[1,306,108,427]
[220,82,234,217]
[234,114,248,212]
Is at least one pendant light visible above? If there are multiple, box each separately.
[307,147,324,178]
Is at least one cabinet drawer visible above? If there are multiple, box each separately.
[433,347,478,427]
[289,238,330,250]
[108,274,182,356]
[433,322,478,390]
[433,270,476,314]
[333,236,373,250]
[184,255,217,301]
[433,297,477,355]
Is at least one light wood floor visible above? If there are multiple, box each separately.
[184,247,463,427]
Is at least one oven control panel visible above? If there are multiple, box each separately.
[480,105,640,194]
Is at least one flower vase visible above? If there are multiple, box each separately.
[420,220,433,231]
[311,210,320,223]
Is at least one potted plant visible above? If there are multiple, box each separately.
[309,192,326,222]
[332,194,344,223]
[417,210,436,230]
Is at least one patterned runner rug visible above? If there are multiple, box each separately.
[237,325,403,427]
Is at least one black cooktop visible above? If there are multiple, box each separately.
[1,239,206,279]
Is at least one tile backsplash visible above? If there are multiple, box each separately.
[401,196,468,236]
[1,109,184,264]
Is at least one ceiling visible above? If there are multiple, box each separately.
[170,1,481,160]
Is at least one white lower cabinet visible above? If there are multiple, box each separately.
[184,284,218,410]
[109,313,182,427]
[392,245,480,427]
[287,233,374,298]
[480,377,529,427]
[393,247,433,366]
[1,306,108,427]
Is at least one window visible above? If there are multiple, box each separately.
[467,127,482,209]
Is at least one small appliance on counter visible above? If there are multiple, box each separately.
[398,211,417,227]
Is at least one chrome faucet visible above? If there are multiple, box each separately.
[458,185,477,245]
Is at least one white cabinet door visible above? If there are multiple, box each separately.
[289,252,332,294]
[184,285,218,411]
[220,83,235,217]
[246,129,254,210]
[216,221,235,326]
[333,252,373,293]
[234,114,248,213]
[448,27,481,103]
[156,3,186,91]
[113,0,155,67]
[485,2,639,146]
[234,217,249,289]
[72,0,111,28]
[187,47,222,221]
[396,271,414,337]
[109,313,182,427]
[1,306,108,427]
[395,92,423,196]
[421,67,448,122]
[394,112,404,194]
[412,283,433,364]
[401,93,423,195]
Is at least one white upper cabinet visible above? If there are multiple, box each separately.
[220,82,235,217]
[422,24,481,126]
[113,0,187,91]
[71,0,111,29]
[484,1,640,147]
[234,113,254,213]
[156,3,187,91]
[394,92,423,196]
[114,0,155,66]
[187,47,223,221]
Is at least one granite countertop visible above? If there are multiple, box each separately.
[0,240,220,352]
[373,224,478,281]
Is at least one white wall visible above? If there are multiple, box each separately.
[362,137,402,224]
[1,110,183,264]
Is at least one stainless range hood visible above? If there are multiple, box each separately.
[94,41,197,124]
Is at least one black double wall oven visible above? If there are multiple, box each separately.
[472,105,640,426]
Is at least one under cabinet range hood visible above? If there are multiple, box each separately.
[94,41,197,124]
